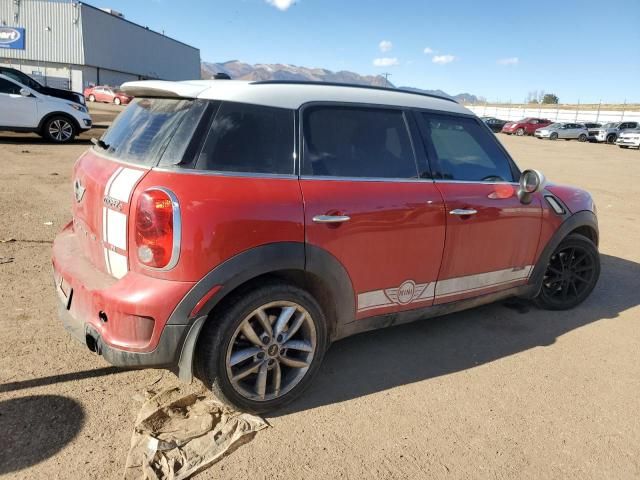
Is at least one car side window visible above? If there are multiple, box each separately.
[196,101,294,175]
[302,105,418,178]
[0,78,21,95]
[420,113,515,182]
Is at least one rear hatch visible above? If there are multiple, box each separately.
[71,96,206,278]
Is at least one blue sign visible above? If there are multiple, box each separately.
[0,27,25,50]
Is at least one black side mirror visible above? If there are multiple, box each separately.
[518,169,546,204]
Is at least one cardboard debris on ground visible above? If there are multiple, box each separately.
[123,387,268,480]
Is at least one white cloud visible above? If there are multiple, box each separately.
[266,0,296,11]
[497,57,519,65]
[423,47,434,54]
[432,54,455,64]
[373,57,399,67]
[379,40,393,53]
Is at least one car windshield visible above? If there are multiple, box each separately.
[548,123,561,128]
[602,123,617,128]
[97,98,206,165]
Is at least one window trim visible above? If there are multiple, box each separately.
[298,101,423,181]
[414,109,521,183]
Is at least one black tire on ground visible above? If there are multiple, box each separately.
[41,116,77,143]
[578,134,587,142]
[195,282,328,413]
[534,234,600,311]
[114,97,121,105]
[606,134,616,144]
[516,128,525,136]
[550,132,558,140]
[88,94,95,102]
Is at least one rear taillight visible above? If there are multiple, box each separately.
[134,188,180,269]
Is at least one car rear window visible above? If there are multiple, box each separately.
[97,98,206,166]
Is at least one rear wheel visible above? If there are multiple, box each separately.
[550,132,558,140]
[534,234,600,310]
[516,128,525,136]
[196,283,328,413]
[42,116,76,143]
[578,133,587,142]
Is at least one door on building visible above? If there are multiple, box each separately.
[0,77,38,128]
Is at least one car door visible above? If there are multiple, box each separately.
[559,123,572,139]
[0,77,38,127]
[299,104,446,319]
[416,111,542,304]
[526,119,539,134]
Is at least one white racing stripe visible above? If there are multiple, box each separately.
[357,266,533,313]
[101,167,144,277]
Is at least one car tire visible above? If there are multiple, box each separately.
[41,116,77,144]
[114,97,121,105]
[578,134,587,142]
[550,132,558,140]
[534,234,600,311]
[195,282,328,413]
[516,128,525,136]
[606,134,616,144]
[88,94,95,102]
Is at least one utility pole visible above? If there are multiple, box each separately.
[382,72,392,88]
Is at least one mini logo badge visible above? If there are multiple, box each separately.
[74,178,86,203]
[385,280,430,305]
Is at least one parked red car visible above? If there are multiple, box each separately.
[502,117,552,136]
[53,81,600,413]
[83,85,132,105]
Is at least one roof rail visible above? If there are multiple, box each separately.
[250,80,458,103]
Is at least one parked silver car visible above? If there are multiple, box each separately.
[615,129,640,149]
[593,121,639,144]
[534,122,589,141]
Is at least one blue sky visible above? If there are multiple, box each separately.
[97,0,639,103]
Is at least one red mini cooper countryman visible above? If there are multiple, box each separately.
[52,80,600,412]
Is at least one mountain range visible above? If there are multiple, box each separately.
[201,60,480,104]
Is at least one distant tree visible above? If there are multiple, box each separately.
[542,93,559,104]
[526,90,539,104]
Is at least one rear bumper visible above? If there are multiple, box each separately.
[52,223,195,368]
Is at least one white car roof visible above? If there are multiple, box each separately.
[120,79,472,115]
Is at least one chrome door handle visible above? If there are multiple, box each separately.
[449,209,478,216]
[312,215,351,223]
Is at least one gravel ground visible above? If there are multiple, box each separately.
[1,106,639,479]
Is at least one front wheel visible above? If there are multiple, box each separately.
[113,97,121,105]
[42,116,76,143]
[534,234,600,310]
[550,132,558,140]
[578,133,587,142]
[195,283,328,413]
[88,94,95,102]
[606,134,616,144]
[516,128,525,136]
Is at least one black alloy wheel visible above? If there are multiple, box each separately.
[535,234,600,310]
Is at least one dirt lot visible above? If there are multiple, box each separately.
[1,104,639,479]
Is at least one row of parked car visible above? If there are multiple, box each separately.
[482,116,640,149]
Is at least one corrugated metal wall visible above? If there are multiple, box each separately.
[0,0,84,64]
[81,3,201,80]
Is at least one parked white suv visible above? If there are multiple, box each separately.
[615,129,640,149]
[0,74,92,143]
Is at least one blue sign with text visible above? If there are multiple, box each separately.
[0,27,25,50]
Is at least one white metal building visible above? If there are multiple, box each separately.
[0,0,201,93]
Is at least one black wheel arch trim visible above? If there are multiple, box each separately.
[167,241,356,329]
[37,112,81,134]
[527,210,598,298]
